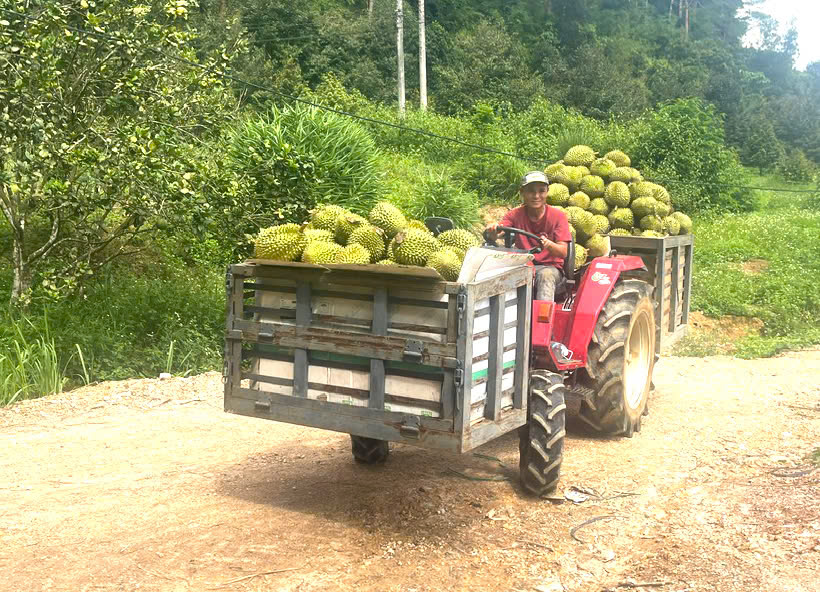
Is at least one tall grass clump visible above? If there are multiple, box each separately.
[0,317,66,406]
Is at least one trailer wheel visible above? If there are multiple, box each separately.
[579,279,656,437]
[519,370,567,496]
[350,435,389,464]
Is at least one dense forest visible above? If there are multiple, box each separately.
[1,0,819,399]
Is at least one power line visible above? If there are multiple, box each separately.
[2,7,819,196]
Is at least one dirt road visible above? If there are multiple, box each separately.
[1,352,818,592]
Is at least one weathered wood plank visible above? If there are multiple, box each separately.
[369,288,388,410]
[470,267,531,302]
[461,408,528,452]
[513,281,532,410]
[484,294,505,421]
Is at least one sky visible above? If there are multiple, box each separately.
[741,0,820,70]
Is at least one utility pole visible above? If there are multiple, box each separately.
[368,0,373,19]
[418,0,427,110]
[396,0,406,117]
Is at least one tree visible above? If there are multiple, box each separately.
[0,0,234,305]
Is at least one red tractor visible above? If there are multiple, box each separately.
[484,226,656,495]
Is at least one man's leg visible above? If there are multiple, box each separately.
[534,266,563,301]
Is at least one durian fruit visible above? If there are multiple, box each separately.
[376,259,397,265]
[301,241,343,264]
[369,202,407,238]
[588,197,610,216]
[386,236,399,260]
[565,166,585,190]
[630,197,659,219]
[608,207,634,230]
[591,214,610,235]
[568,191,591,209]
[303,228,335,243]
[546,162,566,178]
[585,234,609,258]
[653,185,672,206]
[348,224,386,262]
[426,248,462,281]
[671,212,692,234]
[549,167,572,187]
[630,181,657,200]
[662,216,681,236]
[438,229,480,252]
[639,215,664,232]
[574,210,598,242]
[604,150,631,168]
[310,205,346,231]
[579,175,605,198]
[565,206,587,227]
[626,167,643,183]
[393,229,441,266]
[574,244,588,269]
[563,145,596,167]
[604,181,631,207]
[608,167,636,184]
[641,230,664,238]
[576,165,591,177]
[654,202,672,218]
[254,224,307,261]
[547,183,571,206]
[405,219,432,234]
[335,212,368,244]
[568,224,577,242]
[608,228,632,236]
[590,157,616,179]
[335,243,371,265]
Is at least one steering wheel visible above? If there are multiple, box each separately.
[482,225,543,255]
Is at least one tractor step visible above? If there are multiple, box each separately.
[566,383,595,404]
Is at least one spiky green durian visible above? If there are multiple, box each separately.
[653,185,672,205]
[671,212,692,234]
[545,162,566,179]
[565,166,585,190]
[604,150,631,168]
[608,228,632,236]
[630,197,659,219]
[574,210,597,241]
[438,229,480,252]
[348,224,386,262]
[574,244,588,269]
[368,202,407,238]
[588,197,610,216]
[549,166,572,187]
[310,205,347,231]
[604,181,631,207]
[564,145,597,167]
[303,228,335,243]
[567,191,591,209]
[626,167,643,183]
[335,243,371,265]
[376,259,397,265]
[393,228,440,266]
[631,181,657,200]
[426,247,462,281]
[579,175,605,198]
[547,183,571,206]
[655,202,672,218]
[253,224,307,261]
[565,206,587,226]
[585,234,609,258]
[591,214,610,234]
[663,216,681,236]
[639,215,664,232]
[334,212,368,244]
[301,241,343,264]
[608,167,636,184]
[405,219,432,234]
[641,230,664,238]
[608,207,634,230]
[590,158,617,178]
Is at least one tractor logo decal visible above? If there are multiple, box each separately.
[590,271,611,285]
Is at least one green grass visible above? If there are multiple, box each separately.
[0,317,66,406]
[675,186,820,357]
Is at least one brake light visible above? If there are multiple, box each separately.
[537,301,553,323]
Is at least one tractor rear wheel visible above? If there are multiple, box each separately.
[519,370,567,495]
[579,278,656,437]
[350,435,389,463]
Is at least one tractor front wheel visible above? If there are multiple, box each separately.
[519,370,567,495]
[579,278,656,436]
[350,435,389,463]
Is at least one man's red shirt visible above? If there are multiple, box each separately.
[500,205,572,268]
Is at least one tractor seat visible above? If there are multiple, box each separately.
[552,236,576,301]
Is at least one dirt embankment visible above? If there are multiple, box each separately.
[1,352,818,592]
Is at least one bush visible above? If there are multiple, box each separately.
[777,148,817,183]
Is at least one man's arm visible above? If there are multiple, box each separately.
[540,238,568,259]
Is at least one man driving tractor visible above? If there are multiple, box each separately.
[485,171,572,301]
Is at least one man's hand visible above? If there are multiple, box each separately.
[485,223,505,241]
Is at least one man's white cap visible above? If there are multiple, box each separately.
[520,171,549,187]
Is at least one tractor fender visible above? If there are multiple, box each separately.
[564,255,647,365]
